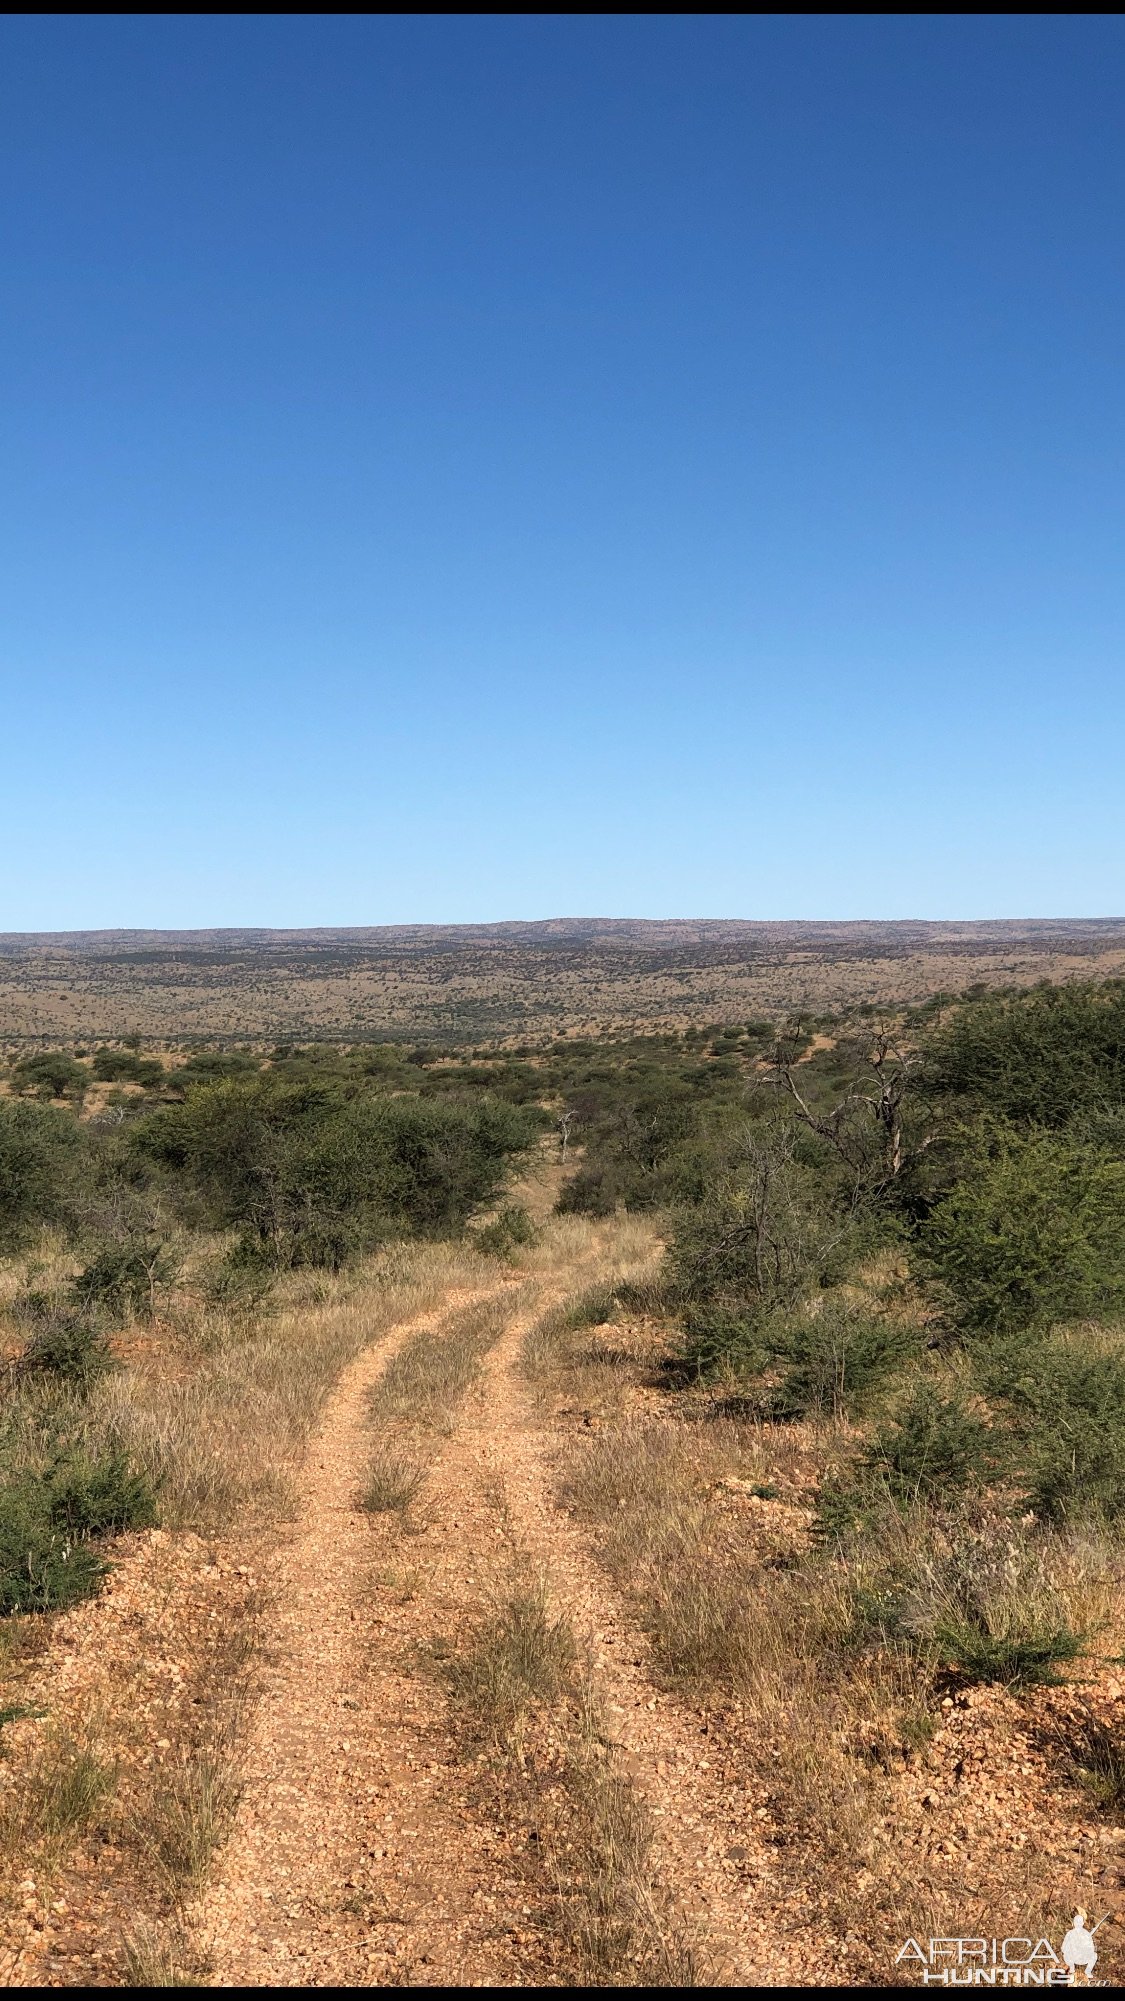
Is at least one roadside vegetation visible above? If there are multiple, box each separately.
[2,985,1124,1979]
[527,979,1125,1974]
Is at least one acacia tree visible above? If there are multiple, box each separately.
[668,1119,851,1309]
[770,1020,927,1204]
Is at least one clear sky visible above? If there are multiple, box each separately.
[2,14,1123,928]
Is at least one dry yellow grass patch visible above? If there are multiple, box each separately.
[83,1240,496,1528]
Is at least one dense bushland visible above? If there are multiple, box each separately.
[136,1077,536,1267]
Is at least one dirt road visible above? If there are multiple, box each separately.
[182,1254,781,1986]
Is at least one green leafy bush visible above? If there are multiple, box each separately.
[0,1100,82,1248]
[10,1052,88,1102]
[668,1124,848,1314]
[555,1165,619,1216]
[932,1615,1084,1688]
[165,1050,261,1096]
[72,1236,180,1320]
[0,1450,157,1616]
[47,1450,157,1540]
[923,1127,1125,1335]
[927,982,1125,1127]
[0,1479,107,1615]
[863,1381,1003,1501]
[476,1205,537,1256]
[17,1300,114,1390]
[136,1078,535,1267]
[766,1298,919,1420]
[91,1049,164,1088]
[678,1306,768,1379]
[980,1333,1125,1520]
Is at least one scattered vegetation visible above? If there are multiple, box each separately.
[4,973,1125,1978]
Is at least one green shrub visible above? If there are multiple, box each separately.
[667,1123,854,1315]
[135,1077,535,1265]
[0,1447,157,1617]
[678,1306,768,1379]
[10,1052,88,1103]
[923,1127,1125,1335]
[932,1616,1084,1688]
[555,1165,618,1216]
[767,1298,919,1420]
[166,1050,261,1097]
[0,1478,107,1615]
[980,1334,1125,1521]
[72,1236,180,1320]
[17,1301,114,1390]
[47,1450,157,1540]
[863,1382,1003,1501]
[815,1479,881,1545]
[0,1099,82,1248]
[927,982,1125,1127]
[476,1205,537,1256]
[201,1252,274,1312]
[91,1050,164,1088]
[903,1528,1089,1688]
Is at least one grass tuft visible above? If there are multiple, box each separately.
[360,1441,424,1513]
[448,1588,576,1738]
[139,1745,243,1895]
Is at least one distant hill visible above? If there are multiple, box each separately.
[1,918,1123,1044]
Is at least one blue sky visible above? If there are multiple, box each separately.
[2,14,1123,926]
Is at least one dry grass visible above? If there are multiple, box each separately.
[360,1440,425,1514]
[139,1745,243,1897]
[517,1211,659,1285]
[369,1288,522,1436]
[558,1703,697,1990]
[546,1324,1125,1978]
[78,1240,494,1527]
[128,1612,257,1908]
[119,1916,204,1988]
[360,1287,526,1527]
[0,1726,116,1862]
[447,1586,577,1741]
[520,1218,666,1413]
[442,1580,694,1987]
[0,1231,504,1976]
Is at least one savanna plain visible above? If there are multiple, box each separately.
[2,922,1125,1987]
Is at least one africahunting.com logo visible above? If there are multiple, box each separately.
[897,1910,1105,1985]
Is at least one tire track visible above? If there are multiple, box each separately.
[193,1280,522,1988]
[465,1310,781,1987]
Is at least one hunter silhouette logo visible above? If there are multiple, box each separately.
[1061,1912,1099,1984]
[896,1912,1108,1985]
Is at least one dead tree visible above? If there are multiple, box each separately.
[557,1109,577,1161]
[773,1021,919,1199]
